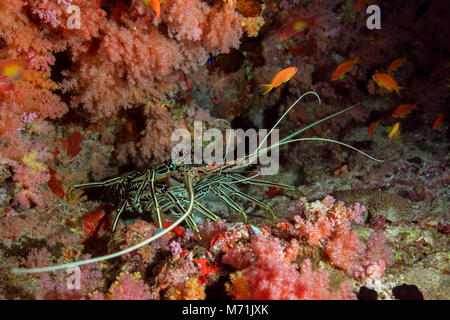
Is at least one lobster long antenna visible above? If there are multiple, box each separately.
[213,91,322,172]
[223,171,262,184]
[12,176,196,274]
[231,101,363,169]
[220,121,234,175]
[255,91,321,155]
[277,137,384,162]
[223,136,383,174]
[278,103,360,145]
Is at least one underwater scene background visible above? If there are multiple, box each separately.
[0,0,448,300]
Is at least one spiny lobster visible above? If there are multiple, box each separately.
[12,92,383,274]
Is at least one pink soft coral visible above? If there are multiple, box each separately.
[202,3,243,54]
[325,223,365,276]
[225,235,356,300]
[362,231,395,279]
[163,0,211,41]
[23,247,53,269]
[36,256,102,300]
[138,103,187,163]
[291,196,394,279]
[291,195,365,246]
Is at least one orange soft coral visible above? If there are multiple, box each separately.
[166,278,206,300]
[22,70,59,90]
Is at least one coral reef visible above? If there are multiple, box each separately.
[0,0,448,301]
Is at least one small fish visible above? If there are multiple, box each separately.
[387,57,407,73]
[330,57,359,81]
[260,66,298,95]
[143,0,166,18]
[385,122,401,146]
[368,120,381,137]
[0,58,27,82]
[353,0,366,12]
[160,103,170,110]
[392,103,417,118]
[432,113,445,129]
[372,73,404,95]
[278,14,317,42]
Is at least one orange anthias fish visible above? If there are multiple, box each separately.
[260,66,298,95]
[330,57,359,81]
[387,57,407,73]
[432,113,445,129]
[368,120,380,137]
[353,0,366,12]
[143,0,166,18]
[372,73,404,95]
[0,58,27,91]
[0,58,27,82]
[392,103,417,118]
[385,122,401,146]
[278,14,318,42]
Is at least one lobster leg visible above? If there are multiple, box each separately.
[132,170,152,214]
[192,201,219,221]
[185,214,200,235]
[211,185,247,223]
[165,196,202,238]
[229,173,303,196]
[223,183,276,221]
[68,172,134,198]
[149,169,164,228]
[112,200,128,233]
[69,178,121,197]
